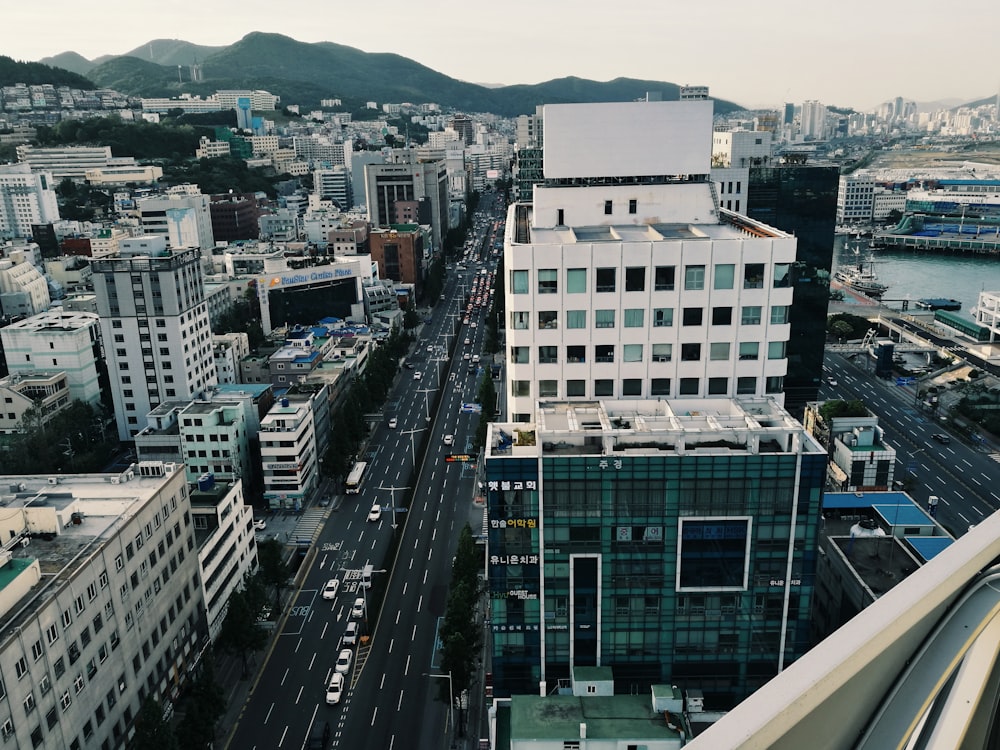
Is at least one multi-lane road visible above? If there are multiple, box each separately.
[822,353,1000,537]
[227,196,506,750]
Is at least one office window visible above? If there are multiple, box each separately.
[712,306,732,326]
[768,341,786,360]
[538,269,557,294]
[708,377,729,395]
[566,380,586,397]
[594,379,614,397]
[623,344,643,362]
[512,381,530,397]
[628,199,637,214]
[652,344,672,363]
[511,270,528,294]
[624,309,644,327]
[510,347,529,364]
[566,268,586,293]
[682,307,703,326]
[774,263,791,288]
[566,310,586,329]
[594,345,614,363]
[679,378,700,395]
[511,311,529,329]
[714,263,735,290]
[709,342,731,361]
[766,376,784,394]
[681,343,701,361]
[738,342,759,360]
[595,268,616,293]
[604,199,613,215]
[595,310,615,329]
[771,306,790,324]
[538,311,558,329]
[624,267,645,292]
[650,378,671,396]
[654,265,675,291]
[566,345,586,363]
[678,518,750,589]
[539,380,558,397]
[539,346,558,364]
[684,265,705,290]
[557,208,564,225]
[744,263,765,289]
[653,308,673,327]
[622,379,642,396]
[741,306,762,325]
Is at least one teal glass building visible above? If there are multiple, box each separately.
[485,397,827,707]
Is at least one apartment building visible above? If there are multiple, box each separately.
[259,398,318,510]
[0,163,59,239]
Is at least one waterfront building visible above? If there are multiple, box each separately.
[836,174,876,225]
[484,397,827,703]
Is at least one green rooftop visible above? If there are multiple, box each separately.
[510,693,681,742]
[0,557,36,590]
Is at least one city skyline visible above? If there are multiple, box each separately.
[5,0,998,112]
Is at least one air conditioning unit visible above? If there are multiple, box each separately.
[47,477,58,485]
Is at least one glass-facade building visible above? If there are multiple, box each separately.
[485,398,827,707]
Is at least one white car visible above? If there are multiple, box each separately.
[413,371,422,380]
[335,648,353,675]
[464,338,471,345]
[351,597,365,619]
[444,434,454,446]
[388,417,398,429]
[325,671,345,704]
[322,578,340,600]
[253,519,266,531]
[343,620,359,645]
[367,504,382,522]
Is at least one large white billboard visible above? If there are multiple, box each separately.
[542,100,713,179]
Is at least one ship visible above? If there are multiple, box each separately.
[834,262,888,298]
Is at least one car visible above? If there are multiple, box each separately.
[404,362,415,369]
[931,433,951,444]
[426,345,433,352]
[826,378,838,387]
[367,504,382,522]
[464,338,471,345]
[413,371,422,380]
[388,417,398,429]
[322,578,340,600]
[470,321,478,328]
[342,620,359,646]
[325,671,345,704]
[351,597,365,619]
[335,648,353,675]
[463,353,471,360]
[253,519,266,531]
[444,434,454,446]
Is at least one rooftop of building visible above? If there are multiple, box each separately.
[488,398,824,460]
[2,309,98,331]
[509,693,683,743]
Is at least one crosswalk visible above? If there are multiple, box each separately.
[988,453,1000,464]
[291,507,327,544]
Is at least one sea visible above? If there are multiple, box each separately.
[832,236,1000,319]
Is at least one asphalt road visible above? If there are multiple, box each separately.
[822,353,1000,537]
[227,196,506,750]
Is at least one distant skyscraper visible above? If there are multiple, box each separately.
[799,100,827,140]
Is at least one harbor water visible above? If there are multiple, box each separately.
[832,237,1000,318]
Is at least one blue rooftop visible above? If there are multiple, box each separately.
[823,491,913,509]
[214,383,271,397]
[906,536,954,562]
[872,503,934,528]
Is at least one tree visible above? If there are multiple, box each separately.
[217,588,268,679]
[256,539,290,613]
[403,304,420,330]
[175,658,226,749]
[133,696,178,750]
[474,376,497,450]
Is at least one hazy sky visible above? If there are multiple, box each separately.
[5,0,997,111]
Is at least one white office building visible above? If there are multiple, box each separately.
[137,192,215,250]
[92,244,217,440]
[0,163,59,239]
[0,250,51,318]
[836,174,876,224]
[503,101,794,421]
[260,398,318,510]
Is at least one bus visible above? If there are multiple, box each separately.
[345,462,367,494]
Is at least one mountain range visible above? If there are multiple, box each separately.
[37,32,744,117]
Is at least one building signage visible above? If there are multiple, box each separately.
[265,267,355,289]
[445,454,475,462]
[487,480,538,491]
[491,623,540,633]
[264,462,300,471]
[490,554,539,565]
[769,579,802,587]
[490,518,537,529]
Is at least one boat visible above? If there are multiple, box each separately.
[834,262,888,298]
[915,298,961,311]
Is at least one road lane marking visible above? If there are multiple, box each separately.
[398,690,404,711]
[436,509,441,522]
[371,707,378,727]
[973,506,985,516]
[279,725,288,746]
[403,582,408,595]
[295,637,302,653]
[409,558,414,570]
[380,674,386,689]
[959,512,970,524]
[320,622,328,639]
[308,652,316,671]
[264,702,274,724]
[417,595,422,612]
[423,570,428,585]
[388,638,394,653]
[320,554,328,569]
[412,625,417,640]
[295,685,304,704]
[281,667,289,686]
[395,611,401,625]
[963,459,973,467]
[971,477,982,485]
[432,529,437,542]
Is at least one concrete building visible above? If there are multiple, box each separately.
[802,402,897,491]
[971,290,1000,345]
[0,370,72,435]
[0,309,103,406]
[15,145,141,181]
[503,101,794,421]
[871,187,907,222]
[711,131,773,169]
[484,397,827,703]
[0,463,204,750]
[836,174,876,225]
[799,100,827,140]
[260,397,318,510]
[0,163,59,239]
[176,400,254,486]
[137,192,215,250]
[209,194,260,242]
[313,166,353,211]
[369,224,426,299]
[212,332,250,384]
[0,249,51,317]
[364,151,449,251]
[92,244,217,440]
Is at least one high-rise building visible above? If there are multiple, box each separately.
[92,239,216,440]
[313,166,353,211]
[799,100,827,140]
[502,101,795,421]
[364,151,449,251]
[0,163,59,239]
[484,397,827,702]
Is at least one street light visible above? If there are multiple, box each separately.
[417,386,435,422]
[424,671,455,739]
[377,484,409,532]
[401,426,426,466]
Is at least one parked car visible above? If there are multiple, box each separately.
[322,579,340,600]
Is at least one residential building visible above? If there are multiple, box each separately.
[260,397,318,510]
[137,192,215,250]
[503,101,794,421]
[799,100,827,140]
[194,137,231,160]
[0,309,103,406]
[209,194,260,242]
[0,463,204,750]
[0,250,51,317]
[484,397,827,703]
[0,163,59,239]
[92,243,217,440]
[0,370,72,435]
[177,400,253,486]
[369,224,426,298]
[213,332,250,384]
[313,167,353,211]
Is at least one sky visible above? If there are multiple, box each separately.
[5,0,998,112]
